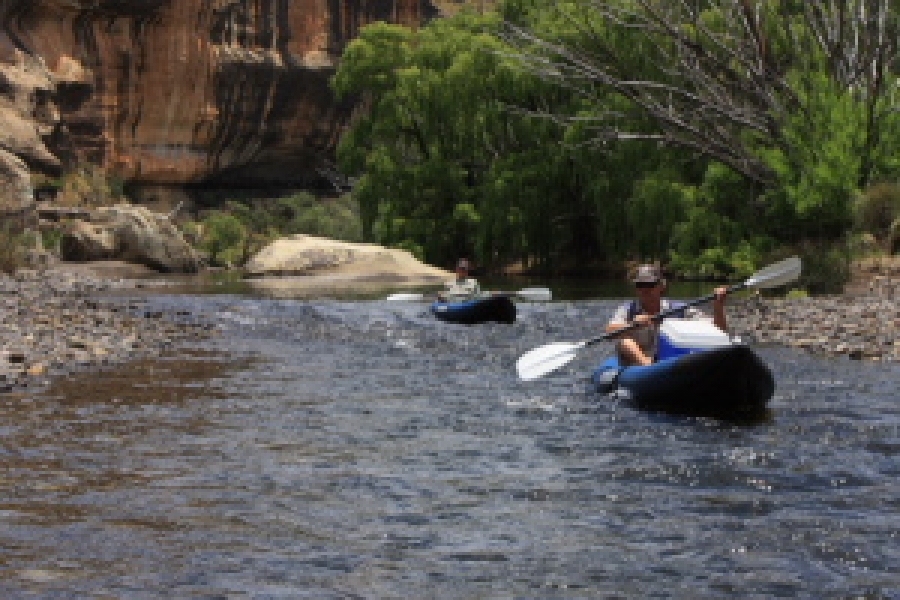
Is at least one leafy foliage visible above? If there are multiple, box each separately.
[332,8,686,270]
[199,213,246,267]
[330,0,900,287]
[193,192,362,267]
[854,183,900,245]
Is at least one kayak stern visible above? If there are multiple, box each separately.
[593,345,774,419]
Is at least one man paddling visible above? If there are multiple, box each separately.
[438,258,482,302]
[606,264,728,366]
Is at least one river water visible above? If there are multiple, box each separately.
[1,288,899,598]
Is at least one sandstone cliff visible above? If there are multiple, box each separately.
[0,0,434,209]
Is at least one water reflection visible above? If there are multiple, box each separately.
[115,270,721,301]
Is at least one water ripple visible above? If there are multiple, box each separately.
[0,296,897,598]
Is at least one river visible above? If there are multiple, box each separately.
[1,285,898,598]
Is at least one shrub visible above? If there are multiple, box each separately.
[200,213,247,267]
[792,239,851,294]
[53,164,127,208]
[854,183,900,245]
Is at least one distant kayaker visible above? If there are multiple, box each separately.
[606,264,728,366]
[438,258,482,302]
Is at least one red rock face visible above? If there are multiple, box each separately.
[0,0,431,187]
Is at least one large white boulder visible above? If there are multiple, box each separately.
[244,235,452,290]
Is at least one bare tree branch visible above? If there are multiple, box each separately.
[499,0,900,185]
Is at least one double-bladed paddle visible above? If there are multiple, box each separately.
[386,287,552,302]
[515,256,802,381]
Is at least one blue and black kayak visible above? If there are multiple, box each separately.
[592,344,774,419]
[431,294,516,325]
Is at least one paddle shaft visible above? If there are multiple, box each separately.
[387,287,550,302]
[583,281,745,350]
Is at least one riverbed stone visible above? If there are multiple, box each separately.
[0,262,898,396]
[0,267,216,394]
[728,276,900,362]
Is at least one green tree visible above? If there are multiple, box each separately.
[332,8,681,271]
[501,0,900,270]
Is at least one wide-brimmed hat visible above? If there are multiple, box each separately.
[456,259,471,270]
[632,264,663,284]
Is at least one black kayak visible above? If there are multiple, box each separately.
[592,344,774,420]
[430,294,516,324]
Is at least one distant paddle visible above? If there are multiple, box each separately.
[515,256,802,381]
[385,292,430,302]
[386,287,552,302]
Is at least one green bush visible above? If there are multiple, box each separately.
[191,190,363,268]
[792,239,851,294]
[279,192,362,242]
[40,227,63,253]
[208,192,363,256]
[200,213,247,267]
[854,183,900,245]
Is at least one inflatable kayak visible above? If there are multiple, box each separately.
[592,319,774,419]
[431,294,516,324]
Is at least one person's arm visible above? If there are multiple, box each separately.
[606,304,652,335]
[712,286,727,332]
[438,279,455,301]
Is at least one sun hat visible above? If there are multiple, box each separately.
[632,264,663,284]
[456,258,471,270]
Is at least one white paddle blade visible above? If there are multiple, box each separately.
[386,292,425,301]
[745,256,802,290]
[515,287,553,301]
[516,341,585,381]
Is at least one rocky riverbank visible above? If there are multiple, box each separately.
[729,274,900,361]
[0,263,897,395]
[0,267,216,394]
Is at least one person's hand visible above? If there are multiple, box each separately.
[632,313,653,327]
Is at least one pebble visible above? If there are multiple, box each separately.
[729,276,900,362]
[0,268,215,393]
[1,267,896,396]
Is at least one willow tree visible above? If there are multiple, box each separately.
[501,0,900,246]
[331,11,630,270]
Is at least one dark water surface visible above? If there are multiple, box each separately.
[1,291,899,598]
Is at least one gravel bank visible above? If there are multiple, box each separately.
[0,268,216,393]
[729,275,900,361]
[1,265,896,395]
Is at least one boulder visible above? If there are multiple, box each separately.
[0,148,36,230]
[60,220,117,261]
[245,234,451,286]
[60,204,201,273]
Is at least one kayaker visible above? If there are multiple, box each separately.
[438,258,482,302]
[606,264,728,366]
